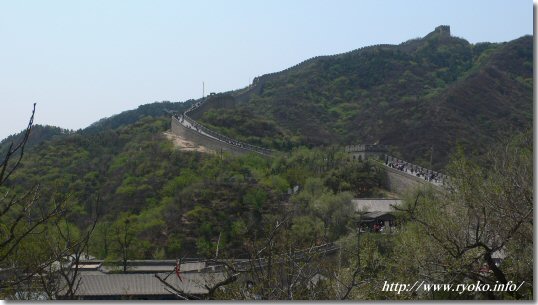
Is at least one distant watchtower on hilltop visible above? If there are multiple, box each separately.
[435,25,451,36]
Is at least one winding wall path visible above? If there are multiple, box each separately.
[171,90,446,193]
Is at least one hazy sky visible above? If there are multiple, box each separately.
[0,0,533,139]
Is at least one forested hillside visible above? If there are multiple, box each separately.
[193,27,532,169]
[2,114,385,260]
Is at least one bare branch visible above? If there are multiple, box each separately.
[0,103,36,185]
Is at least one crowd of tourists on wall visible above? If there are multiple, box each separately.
[385,156,445,184]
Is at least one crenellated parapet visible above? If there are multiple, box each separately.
[345,144,389,153]
[345,144,388,162]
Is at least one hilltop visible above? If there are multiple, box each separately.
[0,124,72,157]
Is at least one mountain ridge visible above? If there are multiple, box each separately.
[191,26,532,169]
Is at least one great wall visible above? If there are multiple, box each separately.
[170,93,446,195]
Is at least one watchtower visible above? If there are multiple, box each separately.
[435,25,451,37]
[345,144,388,162]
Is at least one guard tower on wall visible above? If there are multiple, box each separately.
[435,25,450,36]
[345,144,388,162]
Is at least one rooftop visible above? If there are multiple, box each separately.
[63,271,227,297]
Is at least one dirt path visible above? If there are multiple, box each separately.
[163,131,212,154]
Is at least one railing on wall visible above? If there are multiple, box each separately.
[174,97,273,156]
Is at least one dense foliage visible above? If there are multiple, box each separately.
[2,115,385,263]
